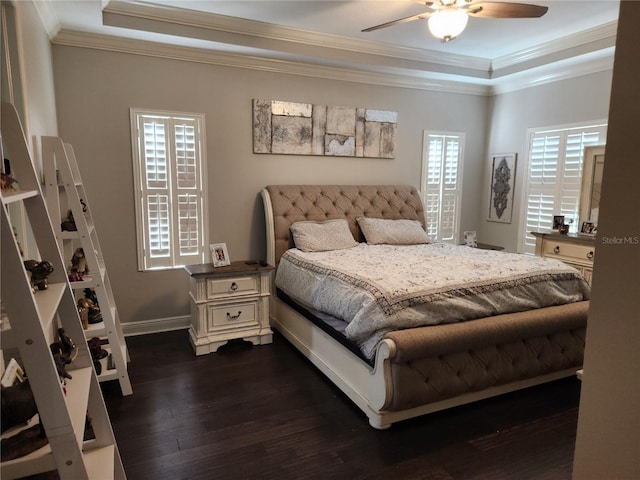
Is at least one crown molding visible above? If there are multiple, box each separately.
[102,1,618,81]
[489,50,614,96]
[52,28,616,98]
[491,21,617,75]
[102,0,491,79]
[31,0,61,38]
[49,0,619,100]
[52,30,491,96]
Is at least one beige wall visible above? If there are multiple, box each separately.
[10,0,58,165]
[482,71,613,252]
[51,46,488,326]
[2,1,58,258]
[573,1,640,477]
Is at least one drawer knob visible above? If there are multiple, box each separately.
[227,311,242,321]
[230,282,238,291]
[553,246,560,254]
[586,251,594,260]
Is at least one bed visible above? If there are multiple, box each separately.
[261,185,589,429]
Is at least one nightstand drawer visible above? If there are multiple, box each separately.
[542,240,595,264]
[207,276,258,299]
[208,301,258,330]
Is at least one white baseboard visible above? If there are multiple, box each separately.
[121,315,190,337]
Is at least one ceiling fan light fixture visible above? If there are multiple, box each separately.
[427,9,469,42]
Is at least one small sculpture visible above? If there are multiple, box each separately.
[0,172,18,191]
[69,248,88,281]
[84,288,99,306]
[61,210,76,231]
[88,337,108,375]
[52,353,73,380]
[88,337,108,360]
[23,260,54,292]
[77,298,90,329]
[1,159,18,191]
[49,328,78,380]
[77,296,102,329]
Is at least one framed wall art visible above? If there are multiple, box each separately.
[488,153,517,223]
[253,99,397,158]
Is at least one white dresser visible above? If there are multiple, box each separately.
[185,261,274,355]
[531,232,596,284]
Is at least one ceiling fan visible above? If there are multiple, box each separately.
[362,0,548,42]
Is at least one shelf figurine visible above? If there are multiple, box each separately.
[68,247,88,281]
[61,209,77,231]
[23,259,54,292]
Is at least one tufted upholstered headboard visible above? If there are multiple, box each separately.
[261,185,425,265]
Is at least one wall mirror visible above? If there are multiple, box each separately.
[579,145,605,233]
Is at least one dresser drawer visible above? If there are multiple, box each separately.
[208,301,258,331]
[542,240,595,264]
[206,276,258,299]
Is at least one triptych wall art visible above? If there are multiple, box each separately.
[488,153,517,223]
[253,99,398,159]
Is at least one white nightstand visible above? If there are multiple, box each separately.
[185,261,274,355]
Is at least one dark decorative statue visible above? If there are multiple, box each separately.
[61,209,76,231]
[49,328,78,380]
[23,260,54,291]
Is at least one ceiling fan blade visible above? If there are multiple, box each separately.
[361,12,431,32]
[466,2,548,18]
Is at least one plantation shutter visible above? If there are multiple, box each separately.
[520,124,607,254]
[422,132,464,242]
[139,115,172,268]
[173,119,202,265]
[133,111,206,270]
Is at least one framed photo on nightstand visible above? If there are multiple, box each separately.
[210,243,230,267]
[463,231,478,247]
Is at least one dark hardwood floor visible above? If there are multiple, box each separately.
[102,330,582,480]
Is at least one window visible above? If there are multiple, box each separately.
[421,131,465,242]
[130,109,208,270]
[518,122,607,254]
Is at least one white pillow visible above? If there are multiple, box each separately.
[290,219,358,252]
[357,217,429,245]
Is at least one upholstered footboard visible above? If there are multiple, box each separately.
[271,295,587,429]
[380,301,588,412]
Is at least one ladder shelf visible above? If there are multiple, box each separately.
[1,101,126,479]
[42,135,132,396]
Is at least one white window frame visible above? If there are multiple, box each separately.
[517,120,607,254]
[420,131,465,243]
[130,108,209,271]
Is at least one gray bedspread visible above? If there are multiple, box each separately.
[275,243,590,359]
